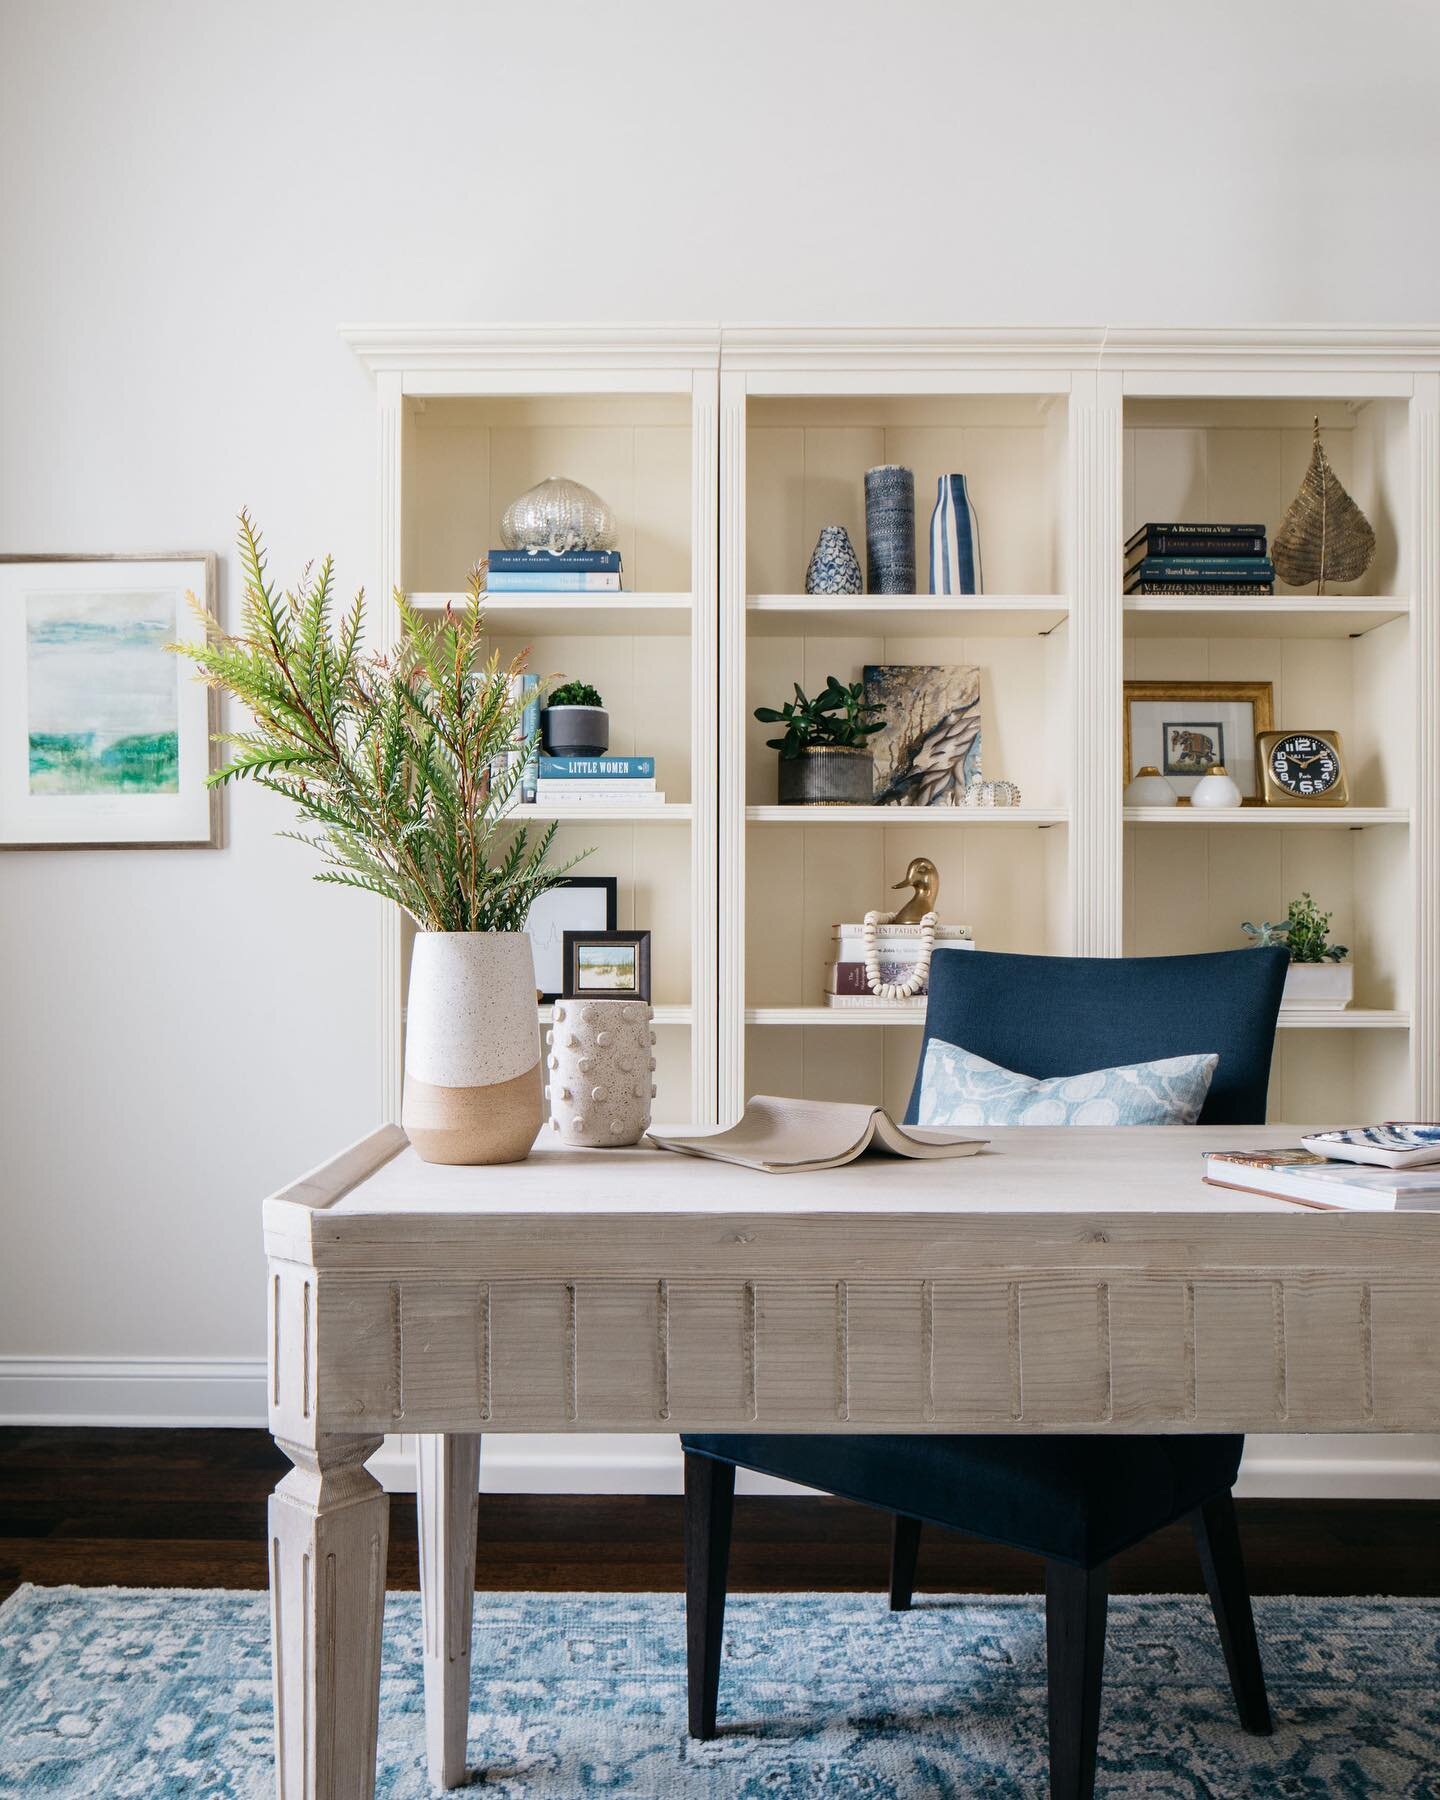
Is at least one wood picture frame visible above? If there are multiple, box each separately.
[561,928,651,1002]
[0,552,220,848]
[1124,679,1275,804]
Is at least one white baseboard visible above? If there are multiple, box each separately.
[3,1358,1436,1499]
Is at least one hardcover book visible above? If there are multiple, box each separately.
[1124,558,1276,582]
[1126,529,1267,558]
[1203,1148,1440,1212]
[538,756,656,779]
[487,549,622,573]
[485,571,621,592]
[1126,581,1275,596]
[1124,522,1266,552]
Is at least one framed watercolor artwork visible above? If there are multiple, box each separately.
[0,553,219,847]
[525,875,618,1002]
[561,928,651,1002]
[1123,680,1274,803]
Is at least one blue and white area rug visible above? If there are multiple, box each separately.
[2,1585,1438,1796]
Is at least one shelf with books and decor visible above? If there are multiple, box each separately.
[1123,596,1408,640]
[748,594,1069,638]
[413,593,694,636]
[1124,806,1407,827]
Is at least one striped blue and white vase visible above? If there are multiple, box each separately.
[929,473,983,595]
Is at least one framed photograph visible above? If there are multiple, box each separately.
[0,553,219,847]
[1124,680,1274,803]
[526,876,617,1002]
[562,928,651,1002]
[864,663,983,806]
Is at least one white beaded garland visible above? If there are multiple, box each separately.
[862,908,937,999]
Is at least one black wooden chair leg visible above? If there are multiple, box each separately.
[684,1452,736,1740]
[1190,1489,1273,1735]
[1045,1559,1109,1800]
[889,1514,922,1610]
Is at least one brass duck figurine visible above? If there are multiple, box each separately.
[891,855,940,923]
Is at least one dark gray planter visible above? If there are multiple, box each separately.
[541,705,609,757]
[777,746,875,805]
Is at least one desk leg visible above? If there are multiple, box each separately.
[417,1433,482,1788]
[269,1432,388,1800]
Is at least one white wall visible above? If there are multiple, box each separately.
[2,0,1439,1483]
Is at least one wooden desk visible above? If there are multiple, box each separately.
[263,1125,1440,1798]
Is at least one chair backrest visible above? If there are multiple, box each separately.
[903,946,1289,1126]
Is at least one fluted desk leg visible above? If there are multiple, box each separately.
[417,1433,482,1787]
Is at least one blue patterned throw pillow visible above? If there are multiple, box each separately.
[917,1039,1219,1128]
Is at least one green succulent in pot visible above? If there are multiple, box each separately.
[542,679,609,757]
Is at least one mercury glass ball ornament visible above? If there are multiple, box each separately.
[499,475,617,554]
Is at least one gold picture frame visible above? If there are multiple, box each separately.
[1256,729,1350,806]
[1124,680,1275,804]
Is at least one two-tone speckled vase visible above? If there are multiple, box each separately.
[403,932,543,1164]
[544,998,656,1146]
[864,465,916,594]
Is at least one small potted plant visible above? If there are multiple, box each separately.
[755,676,886,805]
[1242,892,1352,1009]
[542,679,609,757]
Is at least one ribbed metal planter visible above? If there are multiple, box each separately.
[776,747,875,805]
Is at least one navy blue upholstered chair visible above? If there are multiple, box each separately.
[683,947,1289,1800]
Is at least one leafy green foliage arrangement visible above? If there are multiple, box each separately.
[1241,892,1349,963]
[546,680,604,709]
[170,513,585,932]
[754,677,886,760]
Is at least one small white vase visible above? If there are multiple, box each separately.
[403,932,542,1165]
[545,999,656,1146]
[1283,961,1354,1009]
[1123,765,1178,806]
[1190,765,1244,809]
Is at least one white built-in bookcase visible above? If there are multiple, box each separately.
[344,327,1440,1130]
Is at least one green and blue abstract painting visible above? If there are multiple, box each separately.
[26,591,180,794]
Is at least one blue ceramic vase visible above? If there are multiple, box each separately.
[805,524,863,595]
[929,473,983,595]
[864,465,915,594]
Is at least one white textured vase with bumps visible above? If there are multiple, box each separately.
[545,999,656,1146]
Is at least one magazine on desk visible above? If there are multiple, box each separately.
[1203,1146,1440,1212]
[648,1095,986,1174]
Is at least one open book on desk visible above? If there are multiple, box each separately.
[647,1095,986,1174]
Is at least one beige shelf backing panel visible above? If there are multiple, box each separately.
[402,394,693,595]
[746,393,1067,598]
[747,624,1073,814]
[1123,396,1410,599]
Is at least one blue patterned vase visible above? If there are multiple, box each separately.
[804,524,863,595]
[929,473,983,595]
[864,465,915,594]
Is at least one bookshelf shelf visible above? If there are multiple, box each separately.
[1124,807,1407,828]
[415,593,694,636]
[1122,596,1408,640]
[748,595,1068,638]
[746,805,1067,826]
[347,325,1440,1131]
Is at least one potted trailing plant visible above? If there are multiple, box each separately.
[172,514,586,1166]
[755,676,886,805]
[1242,893,1352,1010]
[542,679,609,757]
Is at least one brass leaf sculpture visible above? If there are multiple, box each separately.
[1272,417,1375,594]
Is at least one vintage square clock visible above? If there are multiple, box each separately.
[1256,729,1349,805]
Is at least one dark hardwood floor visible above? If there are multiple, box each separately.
[2,1427,1437,1605]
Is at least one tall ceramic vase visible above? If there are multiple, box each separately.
[929,473,984,595]
[403,932,543,1165]
[864,465,915,594]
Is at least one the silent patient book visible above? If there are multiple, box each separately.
[647,1094,986,1175]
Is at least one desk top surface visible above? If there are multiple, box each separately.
[285,1123,1348,1220]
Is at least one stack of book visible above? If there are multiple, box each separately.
[487,549,622,592]
[1124,523,1275,596]
[532,754,665,808]
[825,921,974,1007]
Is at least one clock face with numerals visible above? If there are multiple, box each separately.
[1263,731,1344,801]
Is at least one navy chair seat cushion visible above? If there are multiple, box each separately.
[903,946,1290,1127]
[681,1431,1244,1569]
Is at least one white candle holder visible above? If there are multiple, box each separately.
[544,999,656,1146]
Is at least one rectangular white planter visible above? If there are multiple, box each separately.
[1283,961,1354,1008]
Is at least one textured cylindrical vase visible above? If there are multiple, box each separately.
[545,999,656,1146]
[805,524,863,595]
[403,932,543,1165]
[929,474,984,595]
[864,465,915,594]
